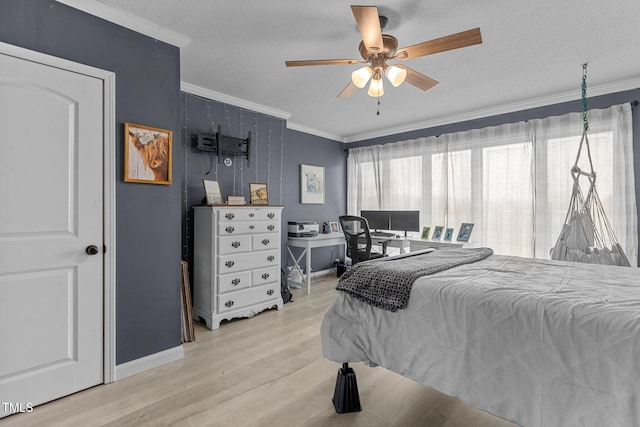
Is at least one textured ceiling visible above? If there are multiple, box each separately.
[92,0,640,142]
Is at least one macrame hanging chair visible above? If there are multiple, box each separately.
[550,64,630,267]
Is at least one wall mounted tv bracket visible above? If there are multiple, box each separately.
[194,124,251,166]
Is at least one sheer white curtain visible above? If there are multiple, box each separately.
[347,103,637,265]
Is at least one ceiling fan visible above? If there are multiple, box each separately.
[285,5,482,98]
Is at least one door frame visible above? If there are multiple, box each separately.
[0,41,117,383]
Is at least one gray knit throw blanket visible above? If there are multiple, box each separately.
[336,247,494,312]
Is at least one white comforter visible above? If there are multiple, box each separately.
[321,254,640,427]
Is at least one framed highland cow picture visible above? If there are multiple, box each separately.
[124,122,172,185]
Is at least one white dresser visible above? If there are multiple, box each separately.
[193,205,284,330]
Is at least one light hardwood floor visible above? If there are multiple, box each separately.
[2,273,517,427]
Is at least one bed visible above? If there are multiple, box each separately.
[321,248,640,427]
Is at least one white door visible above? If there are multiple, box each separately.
[0,52,104,417]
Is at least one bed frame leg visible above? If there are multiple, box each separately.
[332,362,362,413]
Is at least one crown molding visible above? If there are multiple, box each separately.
[285,122,345,143]
[55,0,190,47]
[181,82,291,121]
[343,76,640,143]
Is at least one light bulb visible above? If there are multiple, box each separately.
[351,66,373,88]
[367,77,384,97]
[385,65,407,87]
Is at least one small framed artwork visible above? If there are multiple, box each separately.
[421,226,431,239]
[443,227,454,242]
[433,226,444,240]
[203,180,222,205]
[329,221,340,233]
[300,164,325,204]
[124,122,172,185]
[457,223,474,242]
[249,182,269,205]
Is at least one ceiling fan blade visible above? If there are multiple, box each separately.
[395,64,439,91]
[351,5,384,54]
[337,81,358,98]
[285,59,362,67]
[395,27,482,60]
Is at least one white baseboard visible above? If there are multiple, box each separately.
[114,345,184,381]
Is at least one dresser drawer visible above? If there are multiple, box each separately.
[217,283,280,313]
[252,266,280,286]
[217,208,281,222]
[218,235,252,255]
[218,221,280,236]
[217,270,252,293]
[217,250,280,273]
[252,233,279,251]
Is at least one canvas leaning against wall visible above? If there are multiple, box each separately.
[124,122,172,185]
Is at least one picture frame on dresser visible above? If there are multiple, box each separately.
[203,179,223,205]
[249,182,269,205]
[432,226,444,240]
[421,226,431,239]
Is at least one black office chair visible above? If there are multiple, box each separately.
[338,215,385,265]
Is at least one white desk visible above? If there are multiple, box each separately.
[408,239,464,251]
[374,236,411,254]
[287,233,346,294]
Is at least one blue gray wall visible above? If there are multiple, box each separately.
[0,0,183,365]
[181,93,346,276]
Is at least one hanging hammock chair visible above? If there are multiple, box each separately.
[550,65,630,267]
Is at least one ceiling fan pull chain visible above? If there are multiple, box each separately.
[376,97,380,115]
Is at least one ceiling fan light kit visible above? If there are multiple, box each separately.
[367,73,384,97]
[352,66,373,88]
[285,5,482,100]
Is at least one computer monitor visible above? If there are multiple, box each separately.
[360,210,390,231]
[389,210,420,235]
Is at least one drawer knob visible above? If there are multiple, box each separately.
[225,260,235,268]
[225,300,234,308]
[249,225,255,230]
[267,255,275,262]
[267,213,275,219]
[225,226,235,233]
[249,213,255,217]
[231,241,241,248]
[262,238,270,245]
[231,278,241,286]
[261,273,270,280]
[267,224,275,231]
[267,289,275,296]
[225,213,235,220]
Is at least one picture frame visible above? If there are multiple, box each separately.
[329,221,340,233]
[249,182,269,205]
[421,226,431,239]
[300,164,325,204]
[433,226,444,240]
[457,223,474,242]
[443,227,454,242]
[124,122,172,185]
[203,180,223,205]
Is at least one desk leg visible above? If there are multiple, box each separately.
[306,241,312,295]
[286,246,304,289]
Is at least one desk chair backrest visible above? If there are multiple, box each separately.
[338,215,383,264]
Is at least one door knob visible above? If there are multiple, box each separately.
[86,245,99,255]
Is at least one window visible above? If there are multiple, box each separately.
[347,104,636,265]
